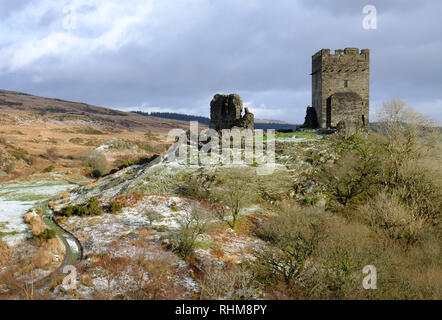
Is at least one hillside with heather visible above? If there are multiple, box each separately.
[0,89,196,182]
[0,94,440,300]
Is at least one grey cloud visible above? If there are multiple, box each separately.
[0,0,32,18]
[300,0,435,15]
[0,0,441,123]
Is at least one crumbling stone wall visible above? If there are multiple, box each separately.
[310,48,370,128]
[235,107,254,129]
[303,106,318,128]
[210,94,254,130]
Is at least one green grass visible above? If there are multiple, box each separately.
[42,205,79,262]
[42,216,60,234]
[276,131,319,139]
[0,192,52,202]
[255,130,320,141]
[75,127,105,135]
[0,181,72,201]
[196,239,213,250]
[0,231,21,238]
[71,248,79,262]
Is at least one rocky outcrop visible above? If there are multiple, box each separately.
[234,107,254,130]
[210,94,254,130]
[302,106,318,128]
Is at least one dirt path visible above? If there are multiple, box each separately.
[35,203,83,287]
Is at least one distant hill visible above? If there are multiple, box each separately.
[132,111,211,125]
[0,89,196,181]
[132,111,299,131]
[0,89,190,131]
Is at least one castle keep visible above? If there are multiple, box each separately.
[308,48,370,128]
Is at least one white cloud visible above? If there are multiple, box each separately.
[0,1,157,71]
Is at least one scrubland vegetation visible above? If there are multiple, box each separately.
[1,99,440,300]
[56,197,125,217]
[176,99,441,299]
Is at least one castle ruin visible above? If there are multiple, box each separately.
[305,48,370,129]
[209,94,254,131]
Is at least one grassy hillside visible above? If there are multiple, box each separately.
[0,89,197,181]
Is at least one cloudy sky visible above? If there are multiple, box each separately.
[0,0,441,123]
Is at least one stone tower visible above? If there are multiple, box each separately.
[311,48,370,128]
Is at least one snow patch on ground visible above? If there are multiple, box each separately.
[121,195,193,230]
[0,181,73,245]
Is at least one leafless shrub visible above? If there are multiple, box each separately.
[142,208,162,226]
[79,149,109,177]
[46,147,59,161]
[200,262,262,300]
[210,168,257,229]
[169,204,213,259]
[394,161,441,224]
[320,133,381,208]
[360,191,426,247]
[91,242,131,300]
[130,254,186,300]
[376,98,439,186]
[252,202,327,286]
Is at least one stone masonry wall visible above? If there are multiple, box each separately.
[328,92,364,128]
[209,94,254,130]
[312,48,370,128]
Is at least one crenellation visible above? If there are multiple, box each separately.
[334,49,344,55]
[344,48,358,55]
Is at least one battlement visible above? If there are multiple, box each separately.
[313,48,369,59]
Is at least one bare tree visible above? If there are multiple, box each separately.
[79,149,109,177]
[376,99,438,185]
[200,262,262,300]
[321,134,381,207]
[142,208,162,226]
[170,204,212,258]
[210,168,257,229]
